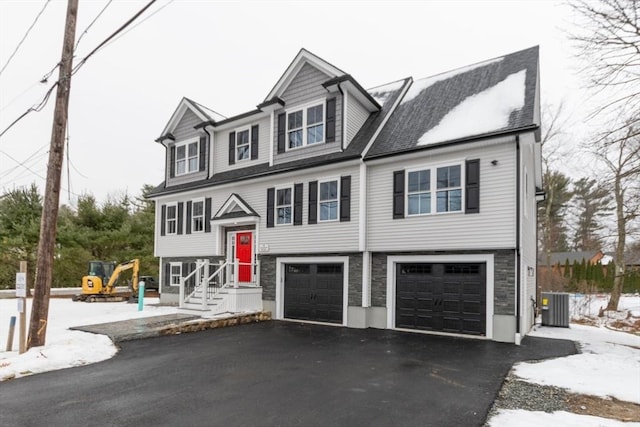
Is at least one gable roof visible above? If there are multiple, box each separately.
[213,193,259,220]
[156,97,226,141]
[264,48,346,101]
[365,46,540,159]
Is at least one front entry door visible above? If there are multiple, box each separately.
[235,232,253,282]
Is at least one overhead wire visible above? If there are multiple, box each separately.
[0,144,49,179]
[0,0,51,78]
[74,0,113,51]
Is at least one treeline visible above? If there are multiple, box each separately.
[0,183,156,290]
[552,259,640,293]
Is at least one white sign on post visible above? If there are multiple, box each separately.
[16,272,27,298]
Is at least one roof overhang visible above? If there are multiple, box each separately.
[323,75,380,112]
[157,98,212,142]
[213,193,260,223]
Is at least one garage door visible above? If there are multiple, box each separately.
[284,263,343,324]
[396,263,486,335]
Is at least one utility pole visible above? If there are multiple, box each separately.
[27,0,79,349]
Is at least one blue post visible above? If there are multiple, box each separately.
[137,282,144,312]
[6,316,16,352]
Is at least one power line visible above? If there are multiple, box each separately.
[0,144,49,179]
[0,0,51,78]
[0,81,58,138]
[74,0,113,51]
[102,0,173,50]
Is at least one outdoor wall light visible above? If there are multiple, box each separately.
[491,160,498,166]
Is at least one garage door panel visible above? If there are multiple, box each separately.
[284,263,343,325]
[396,262,486,336]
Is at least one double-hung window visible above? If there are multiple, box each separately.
[170,263,182,286]
[407,164,462,215]
[276,187,292,225]
[236,129,250,161]
[319,179,338,221]
[436,165,462,212]
[192,199,204,232]
[287,103,324,149]
[175,138,199,175]
[166,204,177,234]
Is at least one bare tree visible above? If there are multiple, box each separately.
[594,122,640,310]
[569,0,640,133]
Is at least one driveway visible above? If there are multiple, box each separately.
[0,321,575,426]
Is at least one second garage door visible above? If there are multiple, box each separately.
[396,263,486,335]
[284,263,344,324]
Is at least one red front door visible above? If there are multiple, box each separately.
[235,232,253,282]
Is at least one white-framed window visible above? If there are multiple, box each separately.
[192,199,204,232]
[287,102,324,150]
[436,165,462,213]
[319,179,339,222]
[166,203,177,234]
[276,186,292,225]
[169,262,182,286]
[175,138,199,175]
[407,169,431,215]
[406,163,463,216]
[236,128,250,162]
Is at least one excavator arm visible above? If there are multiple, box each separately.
[104,259,140,295]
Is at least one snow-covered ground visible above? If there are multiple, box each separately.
[1,294,639,426]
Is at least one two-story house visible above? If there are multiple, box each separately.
[147,46,542,344]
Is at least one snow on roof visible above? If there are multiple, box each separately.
[367,79,405,107]
[401,57,504,105]
[417,69,526,146]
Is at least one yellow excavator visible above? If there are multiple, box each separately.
[72,259,140,302]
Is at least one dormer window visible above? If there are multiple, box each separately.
[287,102,324,149]
[175,138,199,175]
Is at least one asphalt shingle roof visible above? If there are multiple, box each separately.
[365,46,539,159]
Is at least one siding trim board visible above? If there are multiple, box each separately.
[275,255,350,326]
[385,254,495,340]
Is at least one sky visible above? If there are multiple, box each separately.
[0,0,585,205]
[0,294,638,426]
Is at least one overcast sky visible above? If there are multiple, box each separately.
[0,0,586,205]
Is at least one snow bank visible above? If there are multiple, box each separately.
[489,409,640,427]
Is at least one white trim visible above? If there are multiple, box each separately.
[362,251,371,307]
[275,256,349,326]
[169,262,182,287]
[212,215,260,226]
[165,202,178,235]
[174,136,201,176]
[190,198,205,233]
[342,89,348,150]
[234,126,251,163]
[275,185,294,226]
[317,177,340,222]
[215,193,255,219]
[358,162,367,252]
[160,99,211,138]
[385,254,494,339]
[269,110,274,167]
[284,99,326,151]
[265,50,343,100]
[405,161,465,216]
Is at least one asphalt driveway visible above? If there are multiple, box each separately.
[0,321,575,427]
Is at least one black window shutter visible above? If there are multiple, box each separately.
[182,262,189,286]
[340,176,351,222]
[169,146,176,178]
[177,202,184,234]
[205,197,212,232]
[199,135,207,171]
[466,159,480,214]
[164,263,170,287]
[277,113,286,153]
[326,98,336,143]
[251,125,259,160]
[308,181,318,225]
[160,205,166,236]
[228,131,236,165]
[393,170,405,219]
[293,183,303,226]
[266,188,275,228]
[186,201,192,234]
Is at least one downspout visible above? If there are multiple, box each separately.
[515,135,522,345]
[337,83,346,151]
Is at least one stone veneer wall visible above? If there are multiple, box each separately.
[370,249,516,315]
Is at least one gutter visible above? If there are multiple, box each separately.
[515,134,522,345]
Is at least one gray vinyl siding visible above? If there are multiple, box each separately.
[346,95,370,146]
[367,137,517,252]
[155,162,361,257]
[273,62,343,165]
[213,116,271,174]
[165,109,207,187]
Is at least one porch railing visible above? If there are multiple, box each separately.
[179,259,260,310]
